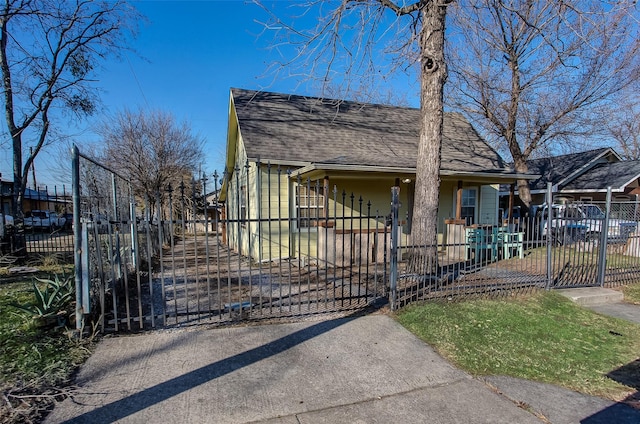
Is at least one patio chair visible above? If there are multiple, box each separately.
[465,227,498,262]
[496,227,524,259]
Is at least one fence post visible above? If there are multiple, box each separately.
[130,188,139,270]
[155,191,165,325]
[389,186,400,310]
[545,182,553,290]
[81,221,90,315]
[0,173,5,240]
[597,187,612,287]
[111,174,118,224]
[72,145,84,332]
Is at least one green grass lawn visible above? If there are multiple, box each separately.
[0,270,95,423]
[396,290,640,402]
[623,283,640,304]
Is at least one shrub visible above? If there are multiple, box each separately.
[11,275,74,328]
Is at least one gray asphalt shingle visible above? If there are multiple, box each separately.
[525,148,612,191]
[562,160,640,191]
[231,88,511,174]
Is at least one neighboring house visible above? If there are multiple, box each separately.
[0,180,11,218]
[204,189,222,233]
[503,147,640,207]
[0,179,70,217]
[220,88,535,262]
[24,187,70,213]
[205,189,222,217]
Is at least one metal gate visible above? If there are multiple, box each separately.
[73,150,390,332]
[547,192,640,289]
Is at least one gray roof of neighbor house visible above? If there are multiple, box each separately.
[525,148,618,192]
[230,88,517,176]
[562,160,640,192]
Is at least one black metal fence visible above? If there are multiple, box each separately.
[68,154,640,333]
[0,184,76,258]
[392,191,640,307]
[77,176,390,332]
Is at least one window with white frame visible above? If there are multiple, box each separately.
[240,185,247,225]
[296,183,325,228]
[461,188,477,225]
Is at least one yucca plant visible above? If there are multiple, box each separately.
[11,275,75,327]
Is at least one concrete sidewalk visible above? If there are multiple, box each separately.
[588,301,640,324]
[44,313,640,424]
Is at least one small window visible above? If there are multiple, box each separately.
[461,188,477,225]
[296,183,325,228]
[240,185,247,225]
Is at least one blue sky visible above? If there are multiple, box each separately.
[85,1,279,174]
[0,0,420,189]
[80,0,311,179]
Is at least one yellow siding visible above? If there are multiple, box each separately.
[438,181,457,225]
[256,166,292,260]
[226,130,251,257]
[226,156,500,263]
[479,185,499,225]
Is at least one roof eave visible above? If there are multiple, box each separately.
[248,158,312,168]
[290,163,537,182]
[560,187,626,194]
[289,163,416,177]
[441,171,539,181]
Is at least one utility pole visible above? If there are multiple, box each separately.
[30,147,37,191]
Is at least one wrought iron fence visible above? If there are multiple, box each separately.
[392,194,640,307]
[71,146,161,331]
[0,184,75,258]
[93,180,388,331]
[70,153,640,333]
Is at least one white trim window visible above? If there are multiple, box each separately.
[240,185,247,226]
[461,188,477,225]
[296,183,325,229]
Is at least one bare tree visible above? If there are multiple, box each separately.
[99,109,204,213]
[606,96,640,160]
[257,0,453,258]
[446,0,640,208]
[0,0,138,218]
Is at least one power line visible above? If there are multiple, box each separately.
[126,53,149,108]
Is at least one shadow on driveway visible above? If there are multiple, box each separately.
[60,317,352,424]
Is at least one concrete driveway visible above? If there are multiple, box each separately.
[44,313,639,423]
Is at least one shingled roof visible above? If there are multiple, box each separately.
[230,88,514,175]
[562,160,640,192]
[525,148,619,192]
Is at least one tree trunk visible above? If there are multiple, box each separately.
[410,1,448,271]
[512,155,532,210]
[12,133,23,218]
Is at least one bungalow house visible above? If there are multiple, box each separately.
[502,148,640,207]
[220,88,535,263]
[204,189,223,233]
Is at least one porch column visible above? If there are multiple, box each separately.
[508,183,515,221]
[323,175,329,214]
[456,181,463,220]
[221,205,227,245]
